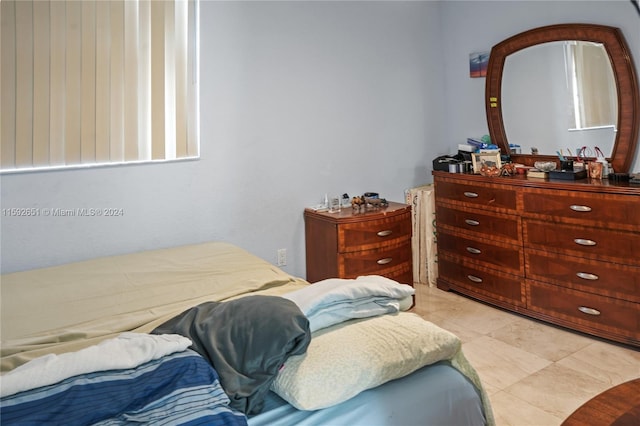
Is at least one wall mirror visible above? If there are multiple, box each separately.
[485,23,639,173]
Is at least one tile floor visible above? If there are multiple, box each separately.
[411,284,640,426]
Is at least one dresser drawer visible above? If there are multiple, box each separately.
[438,255,525,306]
[523,190,640,230]
[526,251,640,302]
[436,205,521,243]
[438,230,522,274]
[339,242,411,279]
[338,211,411,253]
[524,219,640,265]
[435,180,517,211]
[527,280,640,343]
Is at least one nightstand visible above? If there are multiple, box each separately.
[304,201,413,285]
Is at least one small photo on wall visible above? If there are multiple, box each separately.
[469,52,489,78]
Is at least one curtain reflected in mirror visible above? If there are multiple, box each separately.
[566,41,617,131]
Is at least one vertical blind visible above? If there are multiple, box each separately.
[1,0,199,172]
[566,41,617,130]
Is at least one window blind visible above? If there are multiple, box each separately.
[1,0,199,172]
[566,41,617,131]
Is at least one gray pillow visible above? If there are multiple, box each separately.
[152,295,310,414]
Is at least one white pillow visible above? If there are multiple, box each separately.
[271,312,461,410]
[282,275,415,332]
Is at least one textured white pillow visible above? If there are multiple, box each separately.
[271,312,461,410]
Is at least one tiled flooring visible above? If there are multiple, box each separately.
[411,284,640,426]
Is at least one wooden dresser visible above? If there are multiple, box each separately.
[304,202,413,285]
[433,171,640,347]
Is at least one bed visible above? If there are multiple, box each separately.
[1,241,494,425]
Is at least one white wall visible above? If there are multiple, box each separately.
[0,1,444,276]
[2,0,638,277]
[439,0,640,172]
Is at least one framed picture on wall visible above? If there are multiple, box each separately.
[472,152,501,175]
[469,52,489,78]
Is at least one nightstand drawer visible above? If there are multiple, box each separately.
[339,241,411,279]
[435,179,517,211]
[524,219,640,265]
[437,230,522,274]
[382,263,413,285]
[436,204,521,243]
[527,281,640,343]
[338,211,411,253]
[438,255,525,306]
[526,251,640,302]
[523,190,640,230]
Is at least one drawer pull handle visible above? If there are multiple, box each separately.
[578,306,601,316]
[465,219,480,226]
[574,238,597,246]
[576,272,599,281]
[466,247,482,254]
[464,192,479,198]
[570,205,592,212]
[377,258,393,265]
[377,230,393,237]
[467,275,483,283]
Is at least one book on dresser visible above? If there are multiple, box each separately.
[526,170,548,179]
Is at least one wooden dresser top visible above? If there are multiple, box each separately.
[304,201,410,224]
[432,171,640,196]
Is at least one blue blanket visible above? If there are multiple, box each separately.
[0,349,247,426]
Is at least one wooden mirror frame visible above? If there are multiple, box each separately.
[485,23,639,173]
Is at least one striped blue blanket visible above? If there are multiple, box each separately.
[0,349,248,426]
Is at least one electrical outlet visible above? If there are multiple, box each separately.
[277,248,287,266]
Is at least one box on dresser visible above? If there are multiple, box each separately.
[433,171,639,347]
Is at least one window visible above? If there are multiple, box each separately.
[1,0,199,173]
